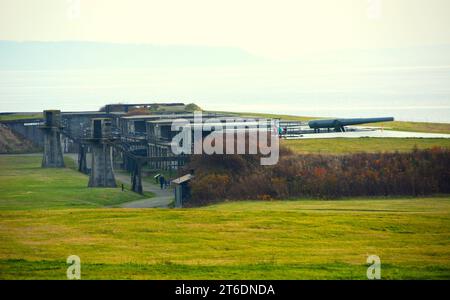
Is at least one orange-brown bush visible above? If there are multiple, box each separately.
[182,146,450,206]
[189,173,230,206]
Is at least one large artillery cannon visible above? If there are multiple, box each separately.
[308,117,394,132]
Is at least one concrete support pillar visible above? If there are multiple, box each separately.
[124,155,133,172]
[149,145,155,169]
[88,144,116,187]
[131,162,143,194]
[121,154,127,170]
[85,118,117,188]
[41,110,65,168]
[78,144,88,174]
[164,148,169,170]
[157,147,161,169]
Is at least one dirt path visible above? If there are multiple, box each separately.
[114,172,173,208]
[64,153,173,208]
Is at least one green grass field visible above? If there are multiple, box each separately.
[0,155,449,279]
[0,156,149,210]
[282,138,450,154]
[373,120,450,134]
[0,198,449,279]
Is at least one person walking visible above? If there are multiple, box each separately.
[278,126,283,138]
[159,175,165,190]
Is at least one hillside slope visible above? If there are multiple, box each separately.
[0,124,40,154]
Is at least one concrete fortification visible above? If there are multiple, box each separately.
[86,118,117,188]
[41,110,65,168]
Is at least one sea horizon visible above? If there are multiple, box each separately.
[1,41,449,123]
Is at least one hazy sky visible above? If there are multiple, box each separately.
[1,0,450,59]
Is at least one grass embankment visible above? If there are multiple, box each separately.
[0,155,150,210]
[0,124,41,154]
[374,120,450,134]
[282,138,450,154]
[0,198,449,279]
[0,113,43,121]
[214,111,450,134]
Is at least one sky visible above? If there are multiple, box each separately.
[1,0,450,59]
[0,0,449,122]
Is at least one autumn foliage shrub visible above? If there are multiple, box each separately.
[183,146,450,206]
[189,174,230,206]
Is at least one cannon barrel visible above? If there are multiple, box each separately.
[308,117,394,130]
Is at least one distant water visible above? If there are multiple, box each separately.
[1,64,449,123]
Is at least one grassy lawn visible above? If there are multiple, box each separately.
[1,156,449,279]
[0,155,150,210]
[0,198,449,279]
[373,120,450,134]
[213,111,450,134]
[283,138,450,154]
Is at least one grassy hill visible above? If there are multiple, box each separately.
[0,124,41,154]
[0,113,43,121]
